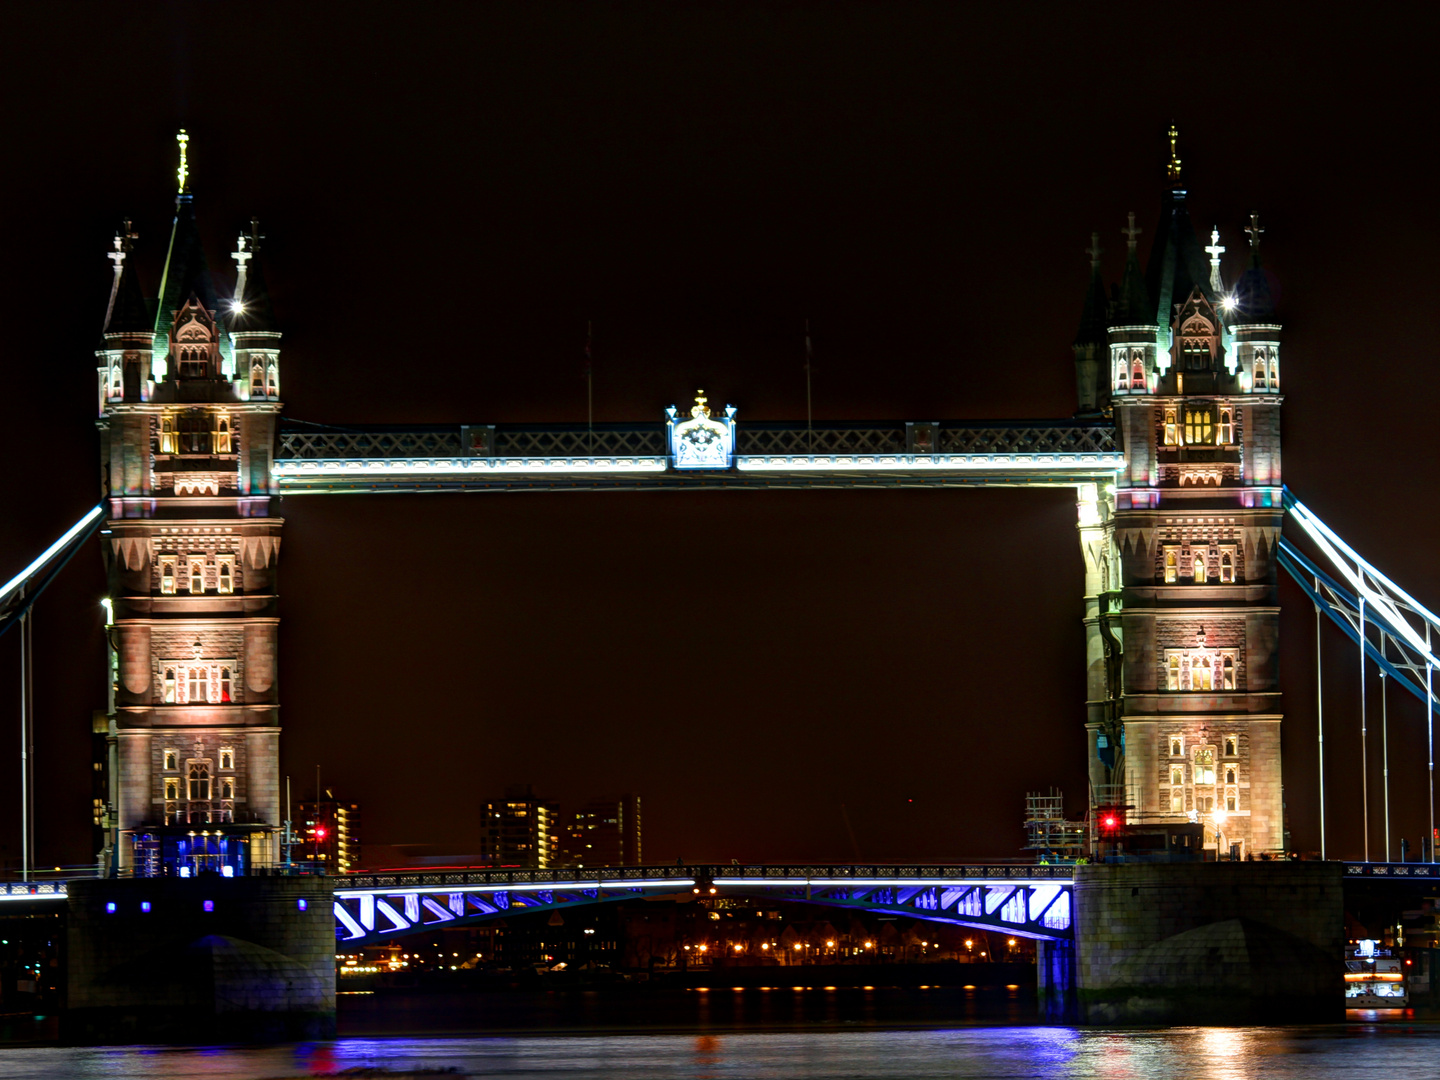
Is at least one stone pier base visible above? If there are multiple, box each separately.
[1074,862,1344,1025]
[64,877,335,1044]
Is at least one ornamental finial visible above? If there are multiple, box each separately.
[1085,231,1102,271]
[1122,212,1142,254]
[1167,123,1182,183]
[176,129,190,193]
[1245,212,1264,250]
[690,390,711,419]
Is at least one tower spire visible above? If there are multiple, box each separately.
[1167,123,1182,185]
[176,129,190,194]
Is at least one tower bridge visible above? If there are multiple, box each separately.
[1,132,1438,996]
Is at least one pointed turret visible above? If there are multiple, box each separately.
[95,221,153,411]
[1230,213,1276,323]
[1143,126,1214,326]
[229,219,282,402]
[1113,213,1152,325]
[1073,232,1110,414]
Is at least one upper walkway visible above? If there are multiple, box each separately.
[274,418,1122,493]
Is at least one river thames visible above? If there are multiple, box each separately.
[0,1023,1435,1079]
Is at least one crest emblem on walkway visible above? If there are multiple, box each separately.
[666,391,736,469]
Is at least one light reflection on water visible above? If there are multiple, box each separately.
[0,1025,1436,1080]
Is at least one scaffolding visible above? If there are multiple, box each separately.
[1023,789,1089,863]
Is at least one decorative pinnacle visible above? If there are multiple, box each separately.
[107,219,138,273]
[1245,212,1264,249]
[1167,123,1182,183]
[691,390,711,419]
[1085,231,1103,270]
[1205,227,1226,293]
[1122,212,1142,253]
[176,129,190,193]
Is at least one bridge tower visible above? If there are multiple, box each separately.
[95,133,285,875]
[1084,134,1285,857]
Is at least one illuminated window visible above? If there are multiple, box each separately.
[187,668,205,702]
[1170,736,1184,757]
[163,749,178,771]
[110,365,122,397]
[221,778,234,800]
[1171,790,1185,812]
[1170,766,1184,786]
[163,670,176,704]
[1220,548,1235,584]
[1195,749,1216,786]
[165,777,179,800]
[1163,408,1178,446]
[1226,790,1237,813]
[1165,650,1239,692]
[1193,553,1208,582]
[160,560,176,595]
[214,415,232,454]
[1225,765,1237,785]
[1218,408,1232,444]
[1164,547,1179,583]
[1115,358,1129,391]
[1184,407,1214,445]
[266,362,278,397]
[1253,355,1269,389]
[1131,357,1144,390]
[251,363,264,397]
[220,669,232,703]
[188,761,211,801]
[1199,795,1215,813]
[220,747,234,770]
[217,559,234,595]
[1224,736,1237,757]
[189,560,205,593]
[159,416,178,454]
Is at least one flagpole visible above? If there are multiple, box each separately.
[804,319,813,453]
[585,321,594,456]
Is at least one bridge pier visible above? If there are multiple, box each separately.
[64,877,334,1044]
[1072,862,1344,1024]
[1036,938,1078,1023]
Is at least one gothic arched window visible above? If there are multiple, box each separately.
[1225,766,1237,785]
[1196,656,1212,691]
[218,562,233,595]
[1164,548,1179,584]
[1193,553,1207,582]
[160,417,178,455]
[1218,408,1233,444]
[110,365,122,397]
[1223,655,1235,690]
[251,363,264,397]
[1163,408,1178,446]
[163,669,176,703]
[189,561,205,593]
[179,347,207,379]
[215,416,231,454]
[1131,358,1145,390]
[1220,551,1234,583]
[266,362,278,397]
[220,668,232,703]
[1225,736,1237,757]
[161,564,175,595]
[188,762,211,801]
[1167,655,1181,690]
[188,667,205,702]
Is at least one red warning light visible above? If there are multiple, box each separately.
[315,826,328,841]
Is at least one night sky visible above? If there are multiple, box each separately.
[1,4,1437,870]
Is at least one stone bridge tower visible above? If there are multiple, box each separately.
[96,133,284,875]
[1077,134,1285,857]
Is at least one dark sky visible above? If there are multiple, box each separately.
[1,3,1437,869]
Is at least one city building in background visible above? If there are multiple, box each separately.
[480,785,559,869]
[297,797,361,874]
[561,795,642,868]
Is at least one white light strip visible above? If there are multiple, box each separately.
[711,877,1066,888]
[735,454,1123,473]
[1288,498,1440,664]
[0,891,67,902]
[333,878,695,899]
[275,457,667,480]
[0,505,105,608]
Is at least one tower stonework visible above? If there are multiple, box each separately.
[1080,152,1285,857]
[96,140,284,875]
